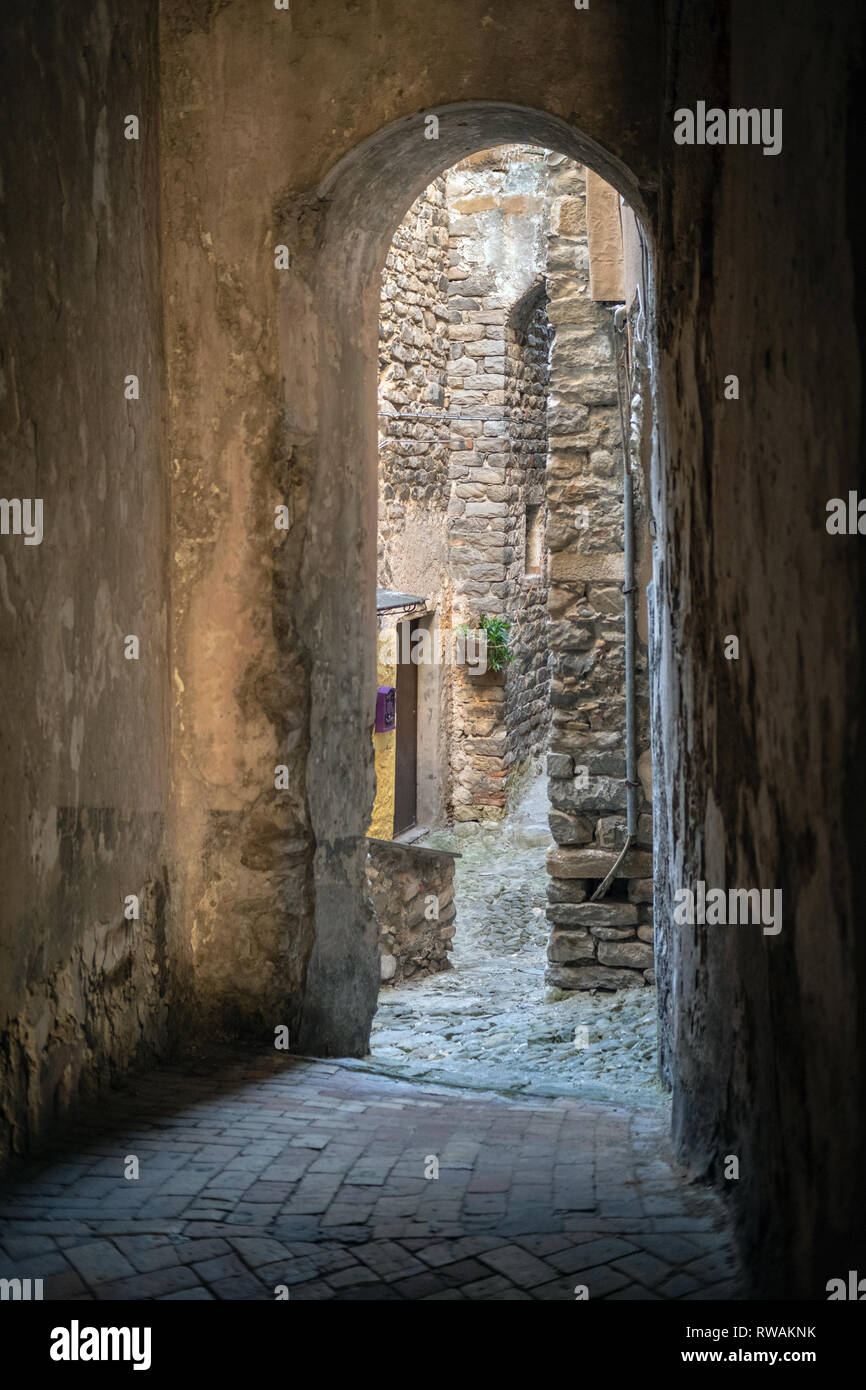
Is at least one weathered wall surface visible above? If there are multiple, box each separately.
[501,293,552,780]
[159,0,661,1061]
[0,0,185,1163]
[377,175,452,632]
[652,0,865,1297]
[366,840,457,985]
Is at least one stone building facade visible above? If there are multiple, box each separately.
[372,148,655,989]
[445,149,554,823]
[373,146,558,837]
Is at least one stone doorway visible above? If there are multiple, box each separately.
[265,104,658,1062]
[364,141,657,1096]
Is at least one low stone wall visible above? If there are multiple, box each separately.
[366,839,458,985]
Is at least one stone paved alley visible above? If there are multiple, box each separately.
[367,774,663,1105]
[0,777,742,1302]
[0,1049,739,1301]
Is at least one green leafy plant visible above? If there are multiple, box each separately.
[458,612,514,672]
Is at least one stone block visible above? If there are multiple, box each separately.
[596,816,629,849]
[636,812,653,848]
[545,965,646,991]
[549,551,625,584]
[548,809,595,845]
[546,880,588,904]
[546,903,595,927]
[547,846,653,879]
[597,940,654,970]
[546,929,597,964]
[628,877,653,903]
[558,901,638,926]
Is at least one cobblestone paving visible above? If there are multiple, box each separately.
[367,774,665,1105]
[0,1049,740,1300]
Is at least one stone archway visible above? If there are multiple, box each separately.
[269,104,658,1054]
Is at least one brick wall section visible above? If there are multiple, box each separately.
[543,157,653,989]
[366,840,457,984]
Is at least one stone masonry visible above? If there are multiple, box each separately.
[376,148,558,830]
[366,839,457,985]
[376,150,654,988]
[445,148,553,822]
[543,158,653,990]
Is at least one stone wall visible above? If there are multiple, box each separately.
[378,175,451,555]
[366,840,457,984]
[542,159,654,989]
[445,147,554,820]
[0,0,186,1166]
[502,293,553,787]
[374,146,556,829]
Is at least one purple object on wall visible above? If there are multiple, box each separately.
[375,685,396,732]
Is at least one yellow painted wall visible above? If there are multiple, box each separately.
[368,629,397,838]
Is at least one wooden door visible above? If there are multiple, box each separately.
[394,620,418,834]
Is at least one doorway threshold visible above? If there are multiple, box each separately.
[392,824,430,846]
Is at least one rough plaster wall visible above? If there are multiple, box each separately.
[369,631,398,839]
[159,0,659,1059]
[653,0,866,1296]
[162,2,319,1045]
[0,1,183,1164]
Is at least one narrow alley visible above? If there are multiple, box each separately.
[368,775,662,1104]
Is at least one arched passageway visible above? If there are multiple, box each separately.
[262,103,656,1058]
[366,141,658,1096]
[1,0,862,1304]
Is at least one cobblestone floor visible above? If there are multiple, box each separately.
[0,1049,740,1300]
[366,773,665,1105]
